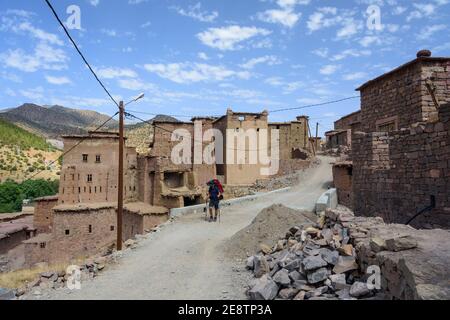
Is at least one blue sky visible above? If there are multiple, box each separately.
[0,0,449,135]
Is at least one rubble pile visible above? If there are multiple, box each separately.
[245,207,443,300]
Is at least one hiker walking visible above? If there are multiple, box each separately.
[207,179,223,222]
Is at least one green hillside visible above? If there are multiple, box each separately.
[0,118,53,151]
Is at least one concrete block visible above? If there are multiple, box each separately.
[315,188,338,213]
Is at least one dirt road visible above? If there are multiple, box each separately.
[36,156,334,300]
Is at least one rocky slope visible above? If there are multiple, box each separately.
[0,104,118,139]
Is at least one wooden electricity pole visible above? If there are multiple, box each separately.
[117,100,124,251]
[316,122,319,152]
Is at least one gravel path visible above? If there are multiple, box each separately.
[30,156,334,300]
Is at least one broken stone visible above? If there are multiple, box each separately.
[293,291,306,300]
[0,288,15,300]
[303,243,320,256]
[333,256,358,274]
[287,239,298,247]
[246,256,255,270]
[370,237,387,253]
[305,227,320,236]
[284,258,302,272]
[319,248,339,265]
[385,235,418,252]
[321,228,334,242]
[303,255,327,271]
[260,244,272,255]
[312,286,328,297]
[307,267,329,284]
[97,264,105,271]
[278,288,299,300]
[248,275,279,300]
[273,269,291,287]
[289,226,300,235]
[337,288,357,300]
[254,256,270,278]
[293,280,314,291]
[275,240,285,252]
[349,281,371,298]
[338,244,354,257]
[329,274,347,290]
[289,270,303,282]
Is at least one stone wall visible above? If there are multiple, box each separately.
[352,104,450,229]
[332,164,353,209]
[358,59,450,133]
[33,196,58,233]
[334,111,361,131]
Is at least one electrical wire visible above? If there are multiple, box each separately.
[44,0,119,108]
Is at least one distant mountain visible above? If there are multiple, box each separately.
[0,103,118,139]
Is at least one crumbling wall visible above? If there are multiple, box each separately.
[352,104,450,229]
[332,164,353,209]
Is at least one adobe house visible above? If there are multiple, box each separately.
[325,110,361,150]
[58,131,138,205]
[33,195,58,233]
[342,50,450,229]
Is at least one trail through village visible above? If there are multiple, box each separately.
[30,156,334,300]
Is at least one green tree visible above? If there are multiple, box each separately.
[0,180,22,213]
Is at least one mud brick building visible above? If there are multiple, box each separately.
[33,195,58,233]
[0,215,35,254]
[344,50,450,229]
[325,110,361,150]
[58,131,138,205]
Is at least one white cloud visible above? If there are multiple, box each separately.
[359,35,382,47]
[312,48,329,58]
[171,3,218,23]
[45,75,72,85]
[407,3,438,21]
[198,52,209,60]
[141,21,151,28]
[96,67,138,79]
[417,24,446,40]
[197,25,271,51]
[240,55,281,69]
[101,28,117,37]
[143,62,251,84]
[89,0,100,6]
[320,64,340,75]
[264,77,304,94]
[0,42,68,72]
[343,72,368,81]
[330,49,371,61]
[336,18,362,39]
[12,22,63,45]
[306,7,339,32]
[20,86,44,101]
[257,9,301,28]
[117,78,155,91]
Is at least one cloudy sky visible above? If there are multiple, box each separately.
[0,0,449,134]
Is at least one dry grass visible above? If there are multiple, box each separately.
[0,262,70,289]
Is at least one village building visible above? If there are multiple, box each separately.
[8,108,315,266]
[325,110,361,150]
[333,50,450,229]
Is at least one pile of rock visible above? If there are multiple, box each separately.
[245,208,418,300]
[15,255,112,298]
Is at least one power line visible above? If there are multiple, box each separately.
[268,96,360,113]
[22,112,119,183]
[44,0,119,108]
[127,95,360,120]
[126,111,300,152]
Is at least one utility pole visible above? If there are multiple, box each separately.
[315,122,319,152]
[117,100,124,251]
